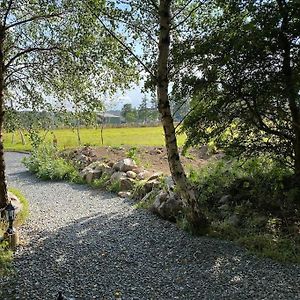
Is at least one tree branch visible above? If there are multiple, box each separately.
[5,46,60,70]
[171,0,194,21]
[83,1,157,80]
[6,13,62,29]
[171,2,203,30]
[148,0,159,10]
[3,0,14,27]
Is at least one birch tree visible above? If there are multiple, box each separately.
[87,0,209,231]
[0,0,136,208]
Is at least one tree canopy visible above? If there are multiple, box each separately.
[172,0,300,173]
[0,0,138,207]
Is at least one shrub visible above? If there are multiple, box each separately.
[188,156,299,263]
[189,156,293,213]
[90,173,111,189]
[0,241,12,276]
[23,144,82,182]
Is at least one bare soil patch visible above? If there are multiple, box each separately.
[91,145,219,175]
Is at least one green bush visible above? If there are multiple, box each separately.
[189,156,292,213]
[188,156,299,263]
[90,173,111,189]
[0,241,12,276]
[23,144,82,182]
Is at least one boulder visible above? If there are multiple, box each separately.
[119,177,135,191]
[118,191,132,198]
[126,171,137,179]
[137,170,151,180]
[81,161,112,179]
[113,158,137,172]
[85,170,102,184]
[147,172,163,181]
[110,171,127,182]
[150,191,183,221]
[144,179,160,193]
[165,176,175,192]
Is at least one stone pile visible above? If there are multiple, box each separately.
[78,155,183,222]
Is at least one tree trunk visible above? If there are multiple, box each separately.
[157,0,209,232]
[19,130,26,145]
[11,131,15,144]
[0,26,8,209]
[100,121,104,145]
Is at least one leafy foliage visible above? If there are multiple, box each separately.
[23,144,82,182]
[172,0,300,171]
[189,157,300,262]
[0,241,12,277]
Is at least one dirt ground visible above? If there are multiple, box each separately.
[92,145,219,175]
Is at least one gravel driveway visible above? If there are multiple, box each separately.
[0,152,299,300]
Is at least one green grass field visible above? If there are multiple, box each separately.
[4,127,186,151]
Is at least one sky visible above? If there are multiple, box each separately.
[105,81,153,111]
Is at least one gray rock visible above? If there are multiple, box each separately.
[147,172,163,181]
[219,195,232,204]
[165,176,175,192]
[113,158,137,172]
[119,177,135,191]
[85,170,102,184]
[126,171,137,179]
[144,179,160,193]
[110,171,127,182]
[150,191,183,221]
[137,170,151,180]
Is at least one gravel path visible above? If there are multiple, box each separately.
[0,152,299,300]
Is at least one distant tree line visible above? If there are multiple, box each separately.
[121,95,160,124]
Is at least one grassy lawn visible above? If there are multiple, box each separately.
[4,126,186,151]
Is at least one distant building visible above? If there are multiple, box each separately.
[98,112,124,124]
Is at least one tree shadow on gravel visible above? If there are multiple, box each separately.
[2,209,300,300]
[3,152,300,299]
